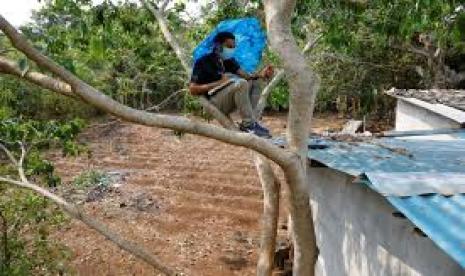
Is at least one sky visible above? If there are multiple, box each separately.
[1,0,45,26]
[0,0,204,27]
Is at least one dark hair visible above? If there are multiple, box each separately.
[213,32,235,44]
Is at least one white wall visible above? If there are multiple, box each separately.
[395,99,463,131]
[307,167,464,276]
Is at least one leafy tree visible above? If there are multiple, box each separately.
[25,0,186,109]
[299,0,465,115]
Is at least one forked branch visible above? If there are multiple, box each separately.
[0,143,176,275]
[255,33,322,119]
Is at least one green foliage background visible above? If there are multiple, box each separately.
[1,0,463,119]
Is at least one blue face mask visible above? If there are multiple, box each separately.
[220,47,236,60]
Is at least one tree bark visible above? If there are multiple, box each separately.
[263,1,320,275]
[255,155,280,276]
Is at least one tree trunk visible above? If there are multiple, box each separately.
[263,1,320,275]
[255,155,280,276]
[282,164,318,276]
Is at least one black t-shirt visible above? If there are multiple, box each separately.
[190,53,240,85]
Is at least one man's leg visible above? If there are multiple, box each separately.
[209,78,270,137]
[249,79,262,109]
[233,79,256,125]
[209,79,255,124]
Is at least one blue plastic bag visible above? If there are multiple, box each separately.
[193,17,267,74]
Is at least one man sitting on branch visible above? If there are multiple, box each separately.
[189,32,274,138]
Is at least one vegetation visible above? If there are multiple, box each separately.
[0,118,85,275]
[300,0,465,115]
[0,187,71,275]
[0,0,464,274]
[72,169,110,189]
[2,1,463,118]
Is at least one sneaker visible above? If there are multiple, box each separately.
[240,122,272,138]
[254,122,271,135]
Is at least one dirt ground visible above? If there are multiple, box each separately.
[48,114,345,276]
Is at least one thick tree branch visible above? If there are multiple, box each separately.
[0,15,295,169]
[264,1,320,275]
[0,56,75,99]
[255,155,281,276]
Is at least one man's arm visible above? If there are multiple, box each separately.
[189,75,230,96]
[236,69,257,80]
[224,58,274,81]
[236,65,274,81]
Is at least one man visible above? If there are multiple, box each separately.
[189,31,273,138]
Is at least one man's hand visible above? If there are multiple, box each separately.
[189,74,231,96]
[258,65,274,79]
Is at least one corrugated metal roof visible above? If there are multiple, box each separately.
[387,195,465,267]
[386,88,465,112]
[306,131,465,268]
[365,172,465,196]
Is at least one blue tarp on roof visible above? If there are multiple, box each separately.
[305,131,465,268]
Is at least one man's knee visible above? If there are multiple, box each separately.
[234,78,249,92]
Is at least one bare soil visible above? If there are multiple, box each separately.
[48,114,344,276]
